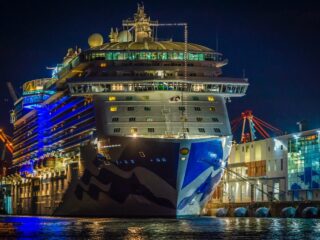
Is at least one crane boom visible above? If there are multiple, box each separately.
[0,129,13,154]
[6,82,18,103]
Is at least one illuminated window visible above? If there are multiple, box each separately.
[114,128,120,133]
[146,117,153,122]
[110,106,117,112]
[109,96,116,101]
[193,84,204,92]
[111,84,124,91]
[142,96,149,100]
[100,63,107,68]
[208,96,215,102]
[127,107,134,111]
[148,128,155,133]
[209,107,215,112]
[131,128,138,134]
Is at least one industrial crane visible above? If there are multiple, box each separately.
[0,129,13,161]
[231,110,283,143]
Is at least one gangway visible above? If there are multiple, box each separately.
[222,167,286,202]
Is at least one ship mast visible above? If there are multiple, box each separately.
[122,4,189,138]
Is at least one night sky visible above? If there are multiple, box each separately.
[0,0,320,137]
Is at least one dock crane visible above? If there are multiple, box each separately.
[0,129,13,161]
[231,110,283,143]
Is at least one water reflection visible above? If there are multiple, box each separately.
[0,216,319,239]
[125,227,145,240]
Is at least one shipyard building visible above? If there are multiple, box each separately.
[208,128,320,209]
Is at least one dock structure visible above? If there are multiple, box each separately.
[206,128,320,217]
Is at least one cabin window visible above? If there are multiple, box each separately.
[198,128,205,133]
[110,106,117,112]
[131,128,138,133]
[208,96,215,102]
[214,128,221,133]
[114,128,121,133]
[148,128,155,133]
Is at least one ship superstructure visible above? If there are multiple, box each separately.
[4,5,248,216]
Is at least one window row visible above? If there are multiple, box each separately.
[69,82,247,94]
[83,51,224,62]
[110,106,216,112]
[111,117,219,122]
[108,96,215,102]
[113,127,221,133]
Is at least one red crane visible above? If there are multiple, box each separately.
[231,110,283,143]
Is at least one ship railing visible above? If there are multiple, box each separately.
[68,81,248,96]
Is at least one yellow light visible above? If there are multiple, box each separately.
[131,128,138,134]
[210,107,215,112]
[110,106,117,112]
[180,148,189,155]
[208,96,215,102]
[109,96,116,101]
[100,63,107,68]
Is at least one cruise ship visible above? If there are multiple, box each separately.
[4,5,249,217]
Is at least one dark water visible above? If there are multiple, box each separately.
[0,216,319,239]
